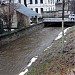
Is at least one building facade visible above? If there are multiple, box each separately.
[14,0,25,5]
[26,0,56,15]
[55,0,69,11]
[0,0,25,5]
[55,0,71,17]
[1,0,56,17]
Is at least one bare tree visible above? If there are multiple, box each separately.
[70,0,75,14]
[0,0,14,32]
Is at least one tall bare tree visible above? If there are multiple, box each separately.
[70,0,75,14]
[0,0,14,32]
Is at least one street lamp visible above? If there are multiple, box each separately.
[62,0,65,52]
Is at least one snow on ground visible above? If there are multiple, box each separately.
[55,27,71,40]
[19,56,38,75]
[27,56,38,67]
[44,43,53,51]
[19,69,28,75]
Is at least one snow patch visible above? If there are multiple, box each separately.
[44,43,53,51]
[47,47,50,49]
[55,27,71,40]
[27,56,38,67]
[64,41,66,43]
[44,48,48,51]
[11,29,14,31]
[19,69,28,75]
[19,56,38,75]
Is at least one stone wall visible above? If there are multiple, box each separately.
[0,22,44,47]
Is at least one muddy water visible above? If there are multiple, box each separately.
[0,27,62,75]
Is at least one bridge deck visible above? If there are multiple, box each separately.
[43,18,75,22]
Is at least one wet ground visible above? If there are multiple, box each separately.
[0,27,62,75]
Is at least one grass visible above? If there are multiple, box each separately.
[25,25,75,75]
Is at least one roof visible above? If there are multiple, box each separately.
[15,3,38,17]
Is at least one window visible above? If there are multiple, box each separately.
[53,7,54,11]
[35,8,38,13]
[19,0,21,3]
[31,8,33,10]
[41,8,43,13]
[57,0,58,2]
[30,0,32,4]
[40,0,43,4]
[57,0,60,2]
[51,0,52,4]
[35,0,38,4]
[24,0,27,6]
[53,0,54,4]
[48,0,50,3]
[51,7,52,11]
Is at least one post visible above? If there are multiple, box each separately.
[8,0,11,32]
[36,16,38,23]
[62,0,65,52]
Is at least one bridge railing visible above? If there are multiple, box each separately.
[43,18,75,22]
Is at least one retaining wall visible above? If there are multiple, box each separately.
[0,22,44,47]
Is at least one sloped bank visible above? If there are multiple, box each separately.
[25,25,75,75]
[0,22,44,47]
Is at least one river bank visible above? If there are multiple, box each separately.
[25,25,75,75]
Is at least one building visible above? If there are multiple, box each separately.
[55,0,73,17]
[70,0,75,14]
[0,2,38,32]
[55,0,69,11]
[1,0,56,17]
[26,0,56,16]
[14,0,25,5]
[0,0,25,5]
[15,3,38,27]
